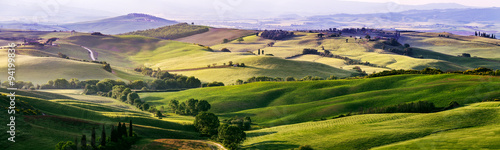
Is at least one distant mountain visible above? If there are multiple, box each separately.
[62,13,178,34]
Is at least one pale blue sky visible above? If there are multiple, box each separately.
[2,0,499,23]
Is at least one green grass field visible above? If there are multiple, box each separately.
[0,91,199,150]
[242,102,500,149]
[140,74,500,126]
[400,32,500,59]
[0,51,122,85]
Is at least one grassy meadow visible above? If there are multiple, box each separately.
[140,74,500,126]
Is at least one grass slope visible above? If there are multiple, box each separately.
[0,51,122,85]
[400,32,500,59]
[175,28,258,46]
[242,102,500,149]
[0,91,198,150]
[140,74,500,126]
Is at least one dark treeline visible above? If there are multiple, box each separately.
[259,30,294,40]
[236,75,340,85]
[475,31,496,39]
[134,67,202,89]
[55,120,138,150]
[169,99,211,116]
[125,23,209,39]
[368,67,500,78]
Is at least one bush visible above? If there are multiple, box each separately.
[194,112,220,136]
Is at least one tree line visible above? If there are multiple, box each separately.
[125,23,209,39]
[134,67,202,90]
[168,99,211,116]
[368,67,500,78]
[55,120,138,150]
[259,30,294,40]
[475,31,496,39]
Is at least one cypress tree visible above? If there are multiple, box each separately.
[81,135,87,149]
[117,122,122,139]
[122,123,128,137]
[111,125,118,142]
[129,120,133,137]
[100,125,106,146]
[91,127,96,147]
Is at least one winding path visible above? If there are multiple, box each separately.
[81,46,97,61]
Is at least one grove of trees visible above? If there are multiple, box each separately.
[193,112,247,150]
[169,99,211,116]
[55,120,137,150]
[125,23,209,39]
[259,30,294,40]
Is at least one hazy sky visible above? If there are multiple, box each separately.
[2,0,499,23]
[344,0,500,7]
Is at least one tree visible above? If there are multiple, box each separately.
[365,35,371,40]
[187,98,199,115]
[196,100,211,112]
[156,110,163,119]
[54,78,69,89]
[223,39,230,43]
[404,43,410,48]
[258,49,261,55]
[129,120,133,137]
[55,141,76,150]
[297,145,314,150]
[235,79,244,85]
[111,125,118,142]
[127,92,140,104]
[81,135,87,149]
[194,112,220,136]
[285,76,296,81]
[237,37,244,43]
[100,125,106,146]
[221,48,231,52]
[186,76,201,88]
[103,64,112,72]
[130,80,145,89]
[218,124,246,150]
[91,127,96,147]
[169,100,179,114]
[267,42,275,47]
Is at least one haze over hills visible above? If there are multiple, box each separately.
[0,13,178,34]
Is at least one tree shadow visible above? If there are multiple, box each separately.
[242,141,298,150]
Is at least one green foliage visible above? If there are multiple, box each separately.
[102,63,112,73]
[218,124,246,150]
[237,37,244,43]
[55,141,76,150]
[194,112,220,136]
[224,116,252,130]
[362,101,437,114]
[297,145,314,150]
[125,23,209,39]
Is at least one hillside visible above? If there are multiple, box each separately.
[0,92,198,150]
[124,23,209,39]
[400,32,500,59]
[0,51,121,85]
[242,102,500,149]
[139,74,500,126]
[63,13,178,34]
[175,28,258,46]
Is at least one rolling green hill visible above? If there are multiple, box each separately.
[140,74,500,126]
[242,102,500,149]
[0,51,122,85]
[0,91,198,150]
[400,32,500,59]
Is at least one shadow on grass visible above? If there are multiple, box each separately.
[242,141,298,150]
